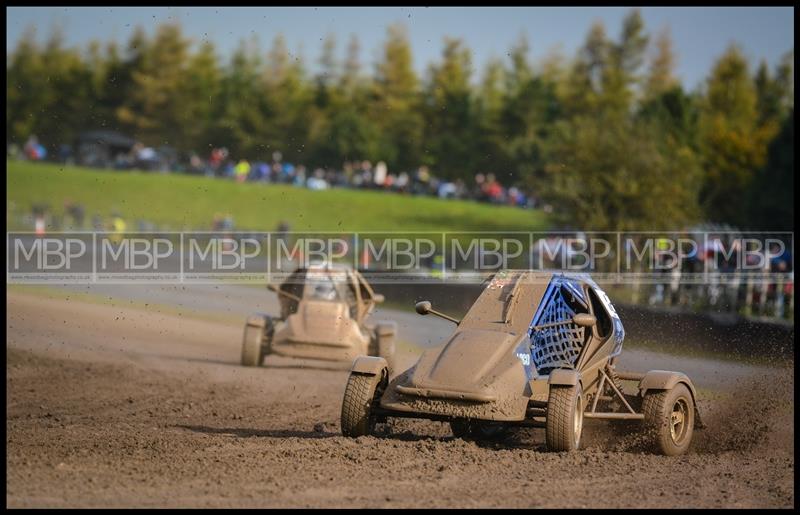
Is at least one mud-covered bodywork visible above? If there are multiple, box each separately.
[241,263,396,366]
[270,265,372,362]
[381,271,630,419]
[380,271,548,420]
[379,271,603,420]
[342,269,700,455]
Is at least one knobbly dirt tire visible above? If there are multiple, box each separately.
[341,371,386,437]
[241,323,264,367]
[546,383,584,452]
[642,383,695,456]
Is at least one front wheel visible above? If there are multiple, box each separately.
[241,316,272,367]
[341,370,387,437]
[642,384,695,456]
[545,383,584,452]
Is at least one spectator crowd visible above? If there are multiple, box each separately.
[10,134,540,210]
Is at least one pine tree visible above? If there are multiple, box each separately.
[184,40,222,152]
[747,111,793,229]
[371,23,423,172]
[422,37,475,180]
[216,36,264,157]
[501,34,560,185]
[698,44,769,226]
[7,26,47,143]
[644,27,678,100]
[260,34,312,163]
[474,57,508,175]
[605,8,649,113]
[116,24,192,148]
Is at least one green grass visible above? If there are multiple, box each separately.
[6,160,549,233]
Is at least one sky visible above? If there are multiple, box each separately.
[6,6,795,91]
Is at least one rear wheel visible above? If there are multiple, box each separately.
[341,370,387,437]
[642,384,695,456]
[546,383,584,452]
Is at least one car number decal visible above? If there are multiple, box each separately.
[595,288,619,319]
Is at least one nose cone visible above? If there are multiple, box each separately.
[415,329,517,389]
[289,301,354,345]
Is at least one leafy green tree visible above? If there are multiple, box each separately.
[639,31,699,148]
[7,26,92,148]
[747,111,794,229]
[103,27,149,135]
[501,35,561,185]
[330,34,381,164]
[422,37,475,179]
[7,26,48,144]
[560,21,609,117]
[214,36,263,156]
[183,40,223,152]
[754,52,793,129]
[117,24,193,148]
[473,57,509,175]
[259,34,312,162]
[340,34,362,94]
[540,11,700,231]
[540,115,701,231]
[370,23,424,172]
[307,34,380,167]
[4,18,793,234]
[602,9,649,115]
[644,27,678,101]
[697,44,771,226]
[83,41,120,132]
[307,34,340,167]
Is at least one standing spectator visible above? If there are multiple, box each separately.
[32,203,48,235]
[414,166,430,194]
[188,153,204,174]
[484,173,503,203]
[374,161,388,188]
[24,135,45,161]
[109,211,127,245]
[209,147,228,177]
[474,173,487,200]
[256,161,271,181]
[395,171,410,193]
[234,159,251,183]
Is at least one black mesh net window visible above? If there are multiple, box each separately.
[531,284,589,374]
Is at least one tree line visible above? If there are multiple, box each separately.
[6,10,794,230]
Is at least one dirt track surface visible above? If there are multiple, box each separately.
[6,290,795,508]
